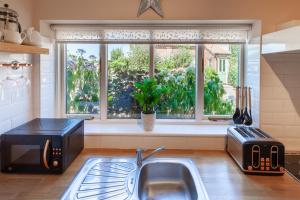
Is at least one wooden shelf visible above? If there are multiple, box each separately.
[0,42,49,55]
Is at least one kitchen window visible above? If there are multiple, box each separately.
[56,24,247,122]
[107,44,150,119]
[204,44,242,116]
[154,44,196,119]
[65,44,100,115]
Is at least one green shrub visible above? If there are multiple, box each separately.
[228,45,240,87]
[107,45,149,118]
[156,66,195,118]
[204,68,234,115]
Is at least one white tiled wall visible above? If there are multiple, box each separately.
[261,54,300,151]
[244,23,262,127]
[0,0,35,134]
[85,135,225,150]
[0,53,34,134]
[245,41,261,127]
[40,40,56,118]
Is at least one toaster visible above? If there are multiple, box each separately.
[226,126,285,175]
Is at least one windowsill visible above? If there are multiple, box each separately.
[85,120,229,137]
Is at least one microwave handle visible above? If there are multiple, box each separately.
[43,139,50,169]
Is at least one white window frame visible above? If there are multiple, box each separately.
[219,59,226,73]
[58,42,244,124]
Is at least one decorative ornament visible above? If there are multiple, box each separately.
[137,0,164,18]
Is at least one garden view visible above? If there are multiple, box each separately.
[66,43,240,119]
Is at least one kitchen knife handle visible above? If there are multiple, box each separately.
[236,86,240,109]
[241,87,244,110]
[248,87,252,113]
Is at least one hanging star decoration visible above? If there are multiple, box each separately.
[137,0,164,18]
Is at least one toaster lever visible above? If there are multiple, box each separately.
[270,146,279,169]
[252,145,260,168]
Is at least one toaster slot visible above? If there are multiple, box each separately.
[270,146,279,169]
[249,128,265,138]
[252,145,260,168]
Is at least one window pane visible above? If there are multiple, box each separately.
[154,44,196,119]
[66,44,100,114]
[107,44,150,119]
[204,44,241,115]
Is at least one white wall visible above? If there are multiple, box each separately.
[38,22,57,118]
[39,40,56,118]
[261,54,300,151]
[0,53,33,133]
[0,0,35,132]
[244,22,261,127]
[32,0,300,34]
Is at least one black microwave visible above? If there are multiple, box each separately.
[1,118,84,174]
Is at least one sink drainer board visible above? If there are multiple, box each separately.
[61,157,209,200]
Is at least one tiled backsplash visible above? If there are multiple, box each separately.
[245,40,261,127]
[261,54,300,151]
[0,53,34,134]
[0,0,35,134]
[40,41,56,118]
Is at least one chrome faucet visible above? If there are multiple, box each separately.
[136,146,165,167]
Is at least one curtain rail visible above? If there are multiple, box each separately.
[55,41,246,44]
[51,24,251,31]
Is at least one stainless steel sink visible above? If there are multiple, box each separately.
[61,158,209,200]
[138,161,199,200]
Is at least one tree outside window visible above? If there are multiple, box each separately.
[107,44,150,119]
[66,44,100,114]
[204,44,241,115]
[154,44,196,119]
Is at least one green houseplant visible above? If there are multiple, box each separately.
[133,77,167,131]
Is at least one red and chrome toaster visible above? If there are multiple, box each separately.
[226,126,285,175]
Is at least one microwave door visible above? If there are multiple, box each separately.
[10,145,41,165]
[3,136,52,173]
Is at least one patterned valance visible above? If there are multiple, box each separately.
[52,24,250,43]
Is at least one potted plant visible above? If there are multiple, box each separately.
[133,77,167,131]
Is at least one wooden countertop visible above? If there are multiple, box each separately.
[0,149,299,200]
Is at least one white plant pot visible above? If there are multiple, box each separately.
[141,112,156,131]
